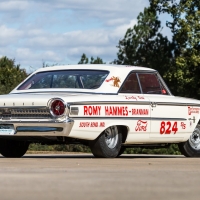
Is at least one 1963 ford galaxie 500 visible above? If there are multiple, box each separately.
[0,64,200,158]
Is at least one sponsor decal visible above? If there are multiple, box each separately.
[135,120,147,131]
[79,122,105,128]
[105,106,128,116]
[181,122,186,129]
[83,105,149,116]
[188,107,200,115]
[125,96,137,100]
[84,106,101,116]
[137,96,145,99]
[105,76,121,87]
[99,122,105,127]
[125,96,145,100]
[132,108,149,115]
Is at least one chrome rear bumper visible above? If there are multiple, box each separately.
[0,118,74,136]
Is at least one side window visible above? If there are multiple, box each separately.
[120,73,141,93]
[138,73,168,94]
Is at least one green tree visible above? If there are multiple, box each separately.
[114,7,174,89]
[149,0,200,98]
[78,53,105,64]
[0,56,28,94]
[78,54,89,64]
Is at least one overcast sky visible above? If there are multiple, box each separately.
[0,0,170,72]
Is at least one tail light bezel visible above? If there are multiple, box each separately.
[48,98,69,118]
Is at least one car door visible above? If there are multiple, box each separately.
[118,72,151,143]
[137,72,188,142]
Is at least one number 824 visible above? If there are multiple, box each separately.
[160,121,178,134]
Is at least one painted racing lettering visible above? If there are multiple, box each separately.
[125,96,145,100]
[79,122,105,128]
[99,122,105,127]
[188,107,200,115]
[90,122,98,127]
[79,122,90,127]
[135,120,147,131]
[105,106,128,116]
[160,121,178,134]
[137,96,144,99]
[84,106,101,116]
[125,96,137,100]
[132,108,149,115]
[181,122,186,129]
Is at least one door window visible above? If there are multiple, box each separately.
[120,73,141,93]
[138,73,168,95]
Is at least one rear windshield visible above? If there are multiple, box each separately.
[17,70,109,90]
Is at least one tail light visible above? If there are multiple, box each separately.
[49,98,65,117]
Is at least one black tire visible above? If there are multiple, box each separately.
[90,126,122,158]
[0,139,29,158]
[117,146,126,157]
[178,124,200,157]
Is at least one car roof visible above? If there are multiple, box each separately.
[35,64,155,73]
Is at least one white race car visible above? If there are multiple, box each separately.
[0,65,199,158]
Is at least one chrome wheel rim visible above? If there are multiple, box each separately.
[104,126,118,149]
[189,126,200,150]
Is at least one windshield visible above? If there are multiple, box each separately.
[17,70,109,90]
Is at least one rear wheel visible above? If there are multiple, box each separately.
[178,124,200,157]
[0,139,29,158]
[117,146,126,157]
[90,126,122,158]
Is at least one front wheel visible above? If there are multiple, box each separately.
[178,124,200,157]
[90,126,122,158]
[0,139,29,158]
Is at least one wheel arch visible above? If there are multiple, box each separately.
[96,124,129,143]
[117,125,129,143]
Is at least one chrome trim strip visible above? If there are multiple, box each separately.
[11,91,118,95]
[70,117,187,121]
[0,106,46,109]
[156,102,200,107]
[0,120,67,123]
[68,101,200,107]
[152,117,186,121]
[0,118,74,123]
[68,101,150,105]
[1,99,199,108]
